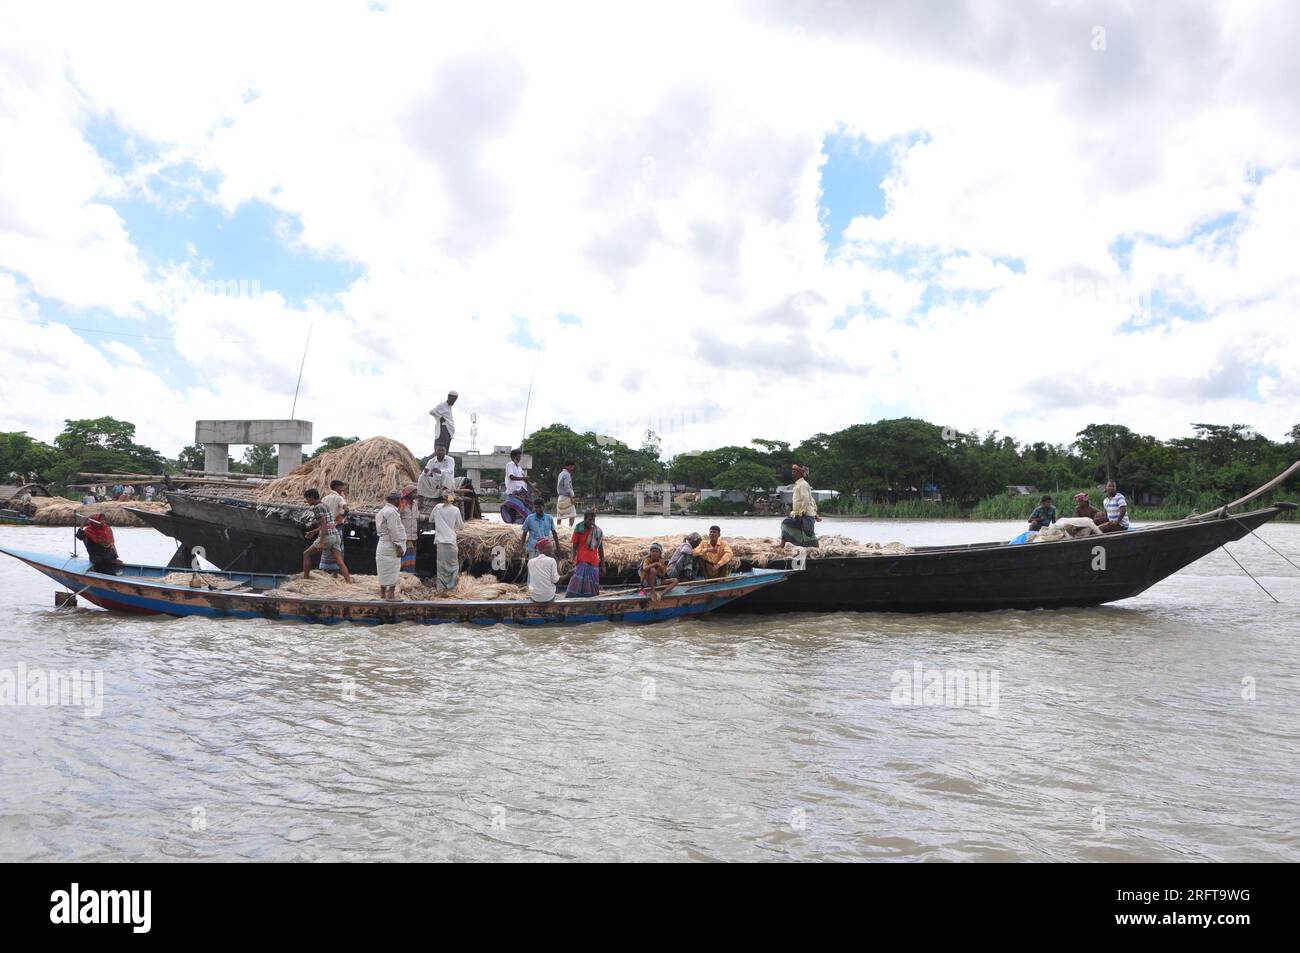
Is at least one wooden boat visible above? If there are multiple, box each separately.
[0,547,791,626]
[719,503,1295,613]
[128,466,1298,614]
[0,509,34,525]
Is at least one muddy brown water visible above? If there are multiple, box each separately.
[1,518,1297,861]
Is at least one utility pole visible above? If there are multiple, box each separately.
[470,412,478,453]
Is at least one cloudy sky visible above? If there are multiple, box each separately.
[2,0,1298,460]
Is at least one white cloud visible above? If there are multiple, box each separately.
[2,0,1299,459]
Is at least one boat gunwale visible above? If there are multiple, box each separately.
[0,548,790,611]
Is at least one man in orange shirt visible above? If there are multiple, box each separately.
[692,525,735,578]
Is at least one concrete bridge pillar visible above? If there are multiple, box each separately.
[204,443,230,474]
[196,420,313,477]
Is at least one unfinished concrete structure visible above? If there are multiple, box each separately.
[634,481,673,516]
[196,420,313,477]
[457,451,533,494]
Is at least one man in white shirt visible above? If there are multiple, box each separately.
[429,390,458,451]
[527,538,561,603]
[375,489,407,600]
[418,448,456,514]
[321,480,349,525]
[505,448,534,500]
[431,489,465,591]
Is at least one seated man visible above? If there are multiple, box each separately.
[527,538,562,604]
[1028,495,1057,531]
[667,533,702,581]
[639,543,678,602]
[692,525,735,579]
[1074,492,1105,524]
[1099,480,1130,533]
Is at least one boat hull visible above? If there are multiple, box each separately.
[0,548,789,627]
[719,505,1291,613]
[128,498,1293,613]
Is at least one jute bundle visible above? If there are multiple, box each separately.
[276,571,527,602]
[159,571,248,591]
[28,498,169,527]
[256,437,420,505]
[454,521,910,573]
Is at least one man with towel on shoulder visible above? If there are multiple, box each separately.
[375,489,406,601]
[781,463,821,547]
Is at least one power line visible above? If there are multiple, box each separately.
[0,314,254,344]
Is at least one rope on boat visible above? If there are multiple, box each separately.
[1223,513,1300,575]
[1219,545,1279,603]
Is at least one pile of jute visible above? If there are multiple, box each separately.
[455,521,910,574]
[160,570,527,601]
[256,437,421,505]
[27,498,169,528]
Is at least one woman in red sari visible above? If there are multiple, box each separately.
[76,513,123,574]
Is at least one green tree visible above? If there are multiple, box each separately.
[523,423,603,495]
[234,444,278,475]
[49,417,170,483]
[175,444,206,471]
[1074,424,1142,482]
[0,431,61,482]
[307,436,360,460]
[713,460,776,507]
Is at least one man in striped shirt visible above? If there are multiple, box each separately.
[1100,480,1130,532]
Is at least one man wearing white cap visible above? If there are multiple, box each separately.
[375,489,407,601]
[430,390,458,452]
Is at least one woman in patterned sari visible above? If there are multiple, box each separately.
[565,509,604,597]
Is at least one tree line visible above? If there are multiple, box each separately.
[0,418,362,486]
[521,419,1300,512]
[5,417,1297,515]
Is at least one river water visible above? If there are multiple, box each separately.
[1,517,1297,862]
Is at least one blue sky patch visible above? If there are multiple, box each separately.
[509,316,539,349]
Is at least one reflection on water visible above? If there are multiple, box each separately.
[1,522,1298,861]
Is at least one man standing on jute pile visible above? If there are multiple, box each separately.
[430,390,458,452]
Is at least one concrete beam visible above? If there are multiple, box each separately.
[457,452,532,470]
[196,419,313,446]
